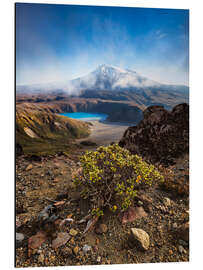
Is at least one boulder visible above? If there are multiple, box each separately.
[130,228,150,251]
[28,231,47,256]
[119,206,148,224]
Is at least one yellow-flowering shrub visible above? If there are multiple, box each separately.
[73,144,163,216]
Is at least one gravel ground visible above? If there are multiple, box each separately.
[16,152,189,267]
[76,120,134,146]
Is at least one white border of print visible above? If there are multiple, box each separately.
[0,0,202,269]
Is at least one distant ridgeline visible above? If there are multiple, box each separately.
[17,64,188,111]
[119,103,189,166]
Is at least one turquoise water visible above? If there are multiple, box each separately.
[59,112,108,121]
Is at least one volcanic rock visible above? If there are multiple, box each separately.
[52,232,71,249]
[119,206,148,224]
[119,103,189,165]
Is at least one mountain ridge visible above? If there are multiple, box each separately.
[16,64,189,96]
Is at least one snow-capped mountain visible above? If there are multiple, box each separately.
[69,64,162,93]
[16,64,188,96]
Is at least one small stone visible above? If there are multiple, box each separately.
[47,169,52,176]
[79,251,83,256]
[137,194,153,204]
[16,217,21,229]
[82,244,91,253]
[38,253,44,264]
[172,223,178,229]
[178,239,188,247]
[159,205,167,213]
[38,205,53,222]
[95,238,100,245]
[52,232,71,249]
[31,249,38,255]
[16,233,24,247]
[95,223,108,234]
[83,216,99,234]
[62,247,72,257]
[163,197,171,207]
[73,246,79,255]
[178,167,185,171]
[97,256,101,263]
[178,245,186,254]
[69,229,78,236]
[169,250,173,255]
[70,238,75,244]
[93,245,98,252]
[130,228,150,251]
[54,219,63,226]
[26,164,33,171]
[54,201,65,207]
[137,200,144,206]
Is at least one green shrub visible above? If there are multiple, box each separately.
[73,144,164,217]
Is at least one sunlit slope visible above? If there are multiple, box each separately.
[16,103,90,155]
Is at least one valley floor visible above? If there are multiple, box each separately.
[77,120,134,146]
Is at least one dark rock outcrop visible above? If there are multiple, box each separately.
[119,103,189,166]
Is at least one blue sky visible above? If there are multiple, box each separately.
[16,3,189,86]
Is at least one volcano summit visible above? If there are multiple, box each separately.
[17,64,189,98]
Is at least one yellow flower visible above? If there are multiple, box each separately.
[136,175,141,182]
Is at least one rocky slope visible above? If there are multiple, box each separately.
[16,103,90,156]
[16,151,189,267]
[119,103,189,166]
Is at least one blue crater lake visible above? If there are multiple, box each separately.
[59,112,108,121]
